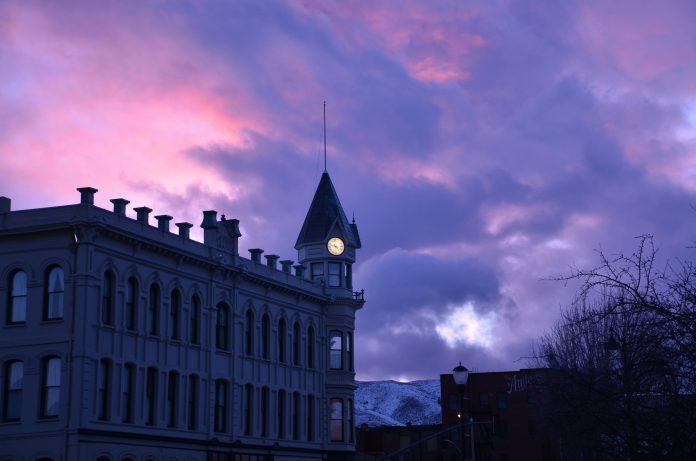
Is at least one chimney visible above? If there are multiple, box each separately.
[201,210,218,246]
[265,254,279,269]
[220,218,242,255]
[0,197,10,214]
[77,187,98,205]
[294,264,305,278]
[176,222,193,239]
[155,215,172,232]
[110,198,129,216]
[249,248,264,263]
[280,260,294,274]
[134,206,152,225]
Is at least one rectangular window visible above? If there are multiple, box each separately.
[167,372,178,427]
[479,393,490,409]
[310,262,324,281]
[448,394,459,411]
[122,364,134,423]
[3,361,23,421]
[328,262,341,287]
[330,331,343,370]
[187,375,198,430]
[345,263,352,289]
[215,380,227,432]
[146,368,157,425]
[41,357,61,418]
[97,360,111,420]
[330,398,343,442]
[497,391,507,410]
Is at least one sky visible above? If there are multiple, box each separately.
[2,0,696,381]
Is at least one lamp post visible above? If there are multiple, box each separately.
[452,362,469,461]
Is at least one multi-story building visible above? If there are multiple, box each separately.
[440,369,556,461]
[0,171,364,461]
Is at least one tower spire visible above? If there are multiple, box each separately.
[323,100,327,173]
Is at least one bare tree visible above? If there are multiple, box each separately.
[534,236,696,460]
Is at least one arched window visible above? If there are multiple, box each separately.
[347,332,354,371]
[216,303,229,350]
[97,359,111,420]
[244,383,253,435]
[189,295,200,345]
[145,367,157,425]
[148,284,160,336]
[187,374,198,430]
[261,386,269,437]
[45,266,64,320]
[307,326,315,369]
[292,391,301,440]
[122,363,135,423]
[41,356,61,418]
[245,309,254,356]
[101,271,114,325]
[330,330,343,370]
[348,399,355,443]
[214,379,228,433]
[125,277,138,331]
[330,398,343,442]
[96,455,111,461]
[8,270,27,324]
[261,314,270,359]
[2,360,23,421]
[167,371,178,427]
[278,319,287,363]
[278,389,286,439]
[293,322,301,366]
[169,289,181,340]
[307,394,315,442]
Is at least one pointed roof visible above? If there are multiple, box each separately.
[295,172,360,249]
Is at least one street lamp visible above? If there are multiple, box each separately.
[452,362,469,461]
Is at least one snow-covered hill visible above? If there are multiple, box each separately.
[355,379,441,427]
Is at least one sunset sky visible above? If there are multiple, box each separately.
[2,0,696,380]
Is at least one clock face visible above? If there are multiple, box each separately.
[327,237,345,255]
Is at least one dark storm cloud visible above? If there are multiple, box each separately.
[356,249,502,328]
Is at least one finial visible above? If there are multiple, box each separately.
[352,212,356,224]
[323,100,327,173]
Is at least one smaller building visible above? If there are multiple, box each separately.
[440,369,557,461]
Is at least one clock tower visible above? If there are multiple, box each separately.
[296,171,364,459]
[295,171,361,295]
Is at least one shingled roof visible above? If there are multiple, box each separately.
[295,172,360,249]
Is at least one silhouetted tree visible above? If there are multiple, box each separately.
[534,236,696,460]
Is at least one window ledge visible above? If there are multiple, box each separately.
[41,318,64,324]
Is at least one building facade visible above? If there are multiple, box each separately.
[0,172,364,461]
[441,369,556,461]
